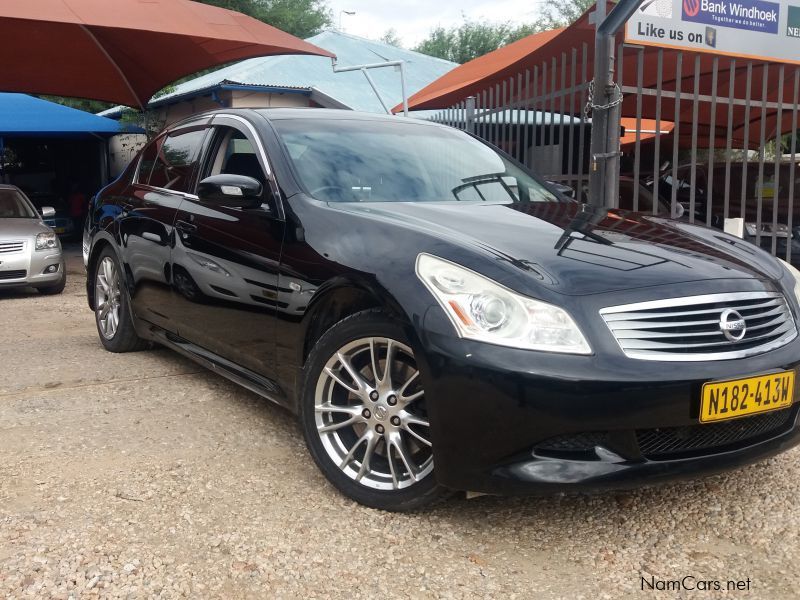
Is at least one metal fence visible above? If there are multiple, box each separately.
[427,43,800,265]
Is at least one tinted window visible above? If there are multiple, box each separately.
[272,119,559,204]
[0,188,37,218]
[136,139,159,185]
[146,129,206,192]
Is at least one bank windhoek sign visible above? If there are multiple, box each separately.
[626,0,800,64]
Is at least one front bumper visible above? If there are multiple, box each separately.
[418,329,800,495]
[0,245,64,289]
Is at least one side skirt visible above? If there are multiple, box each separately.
[145,325,295,413]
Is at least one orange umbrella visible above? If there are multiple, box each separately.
[0,0,334,108]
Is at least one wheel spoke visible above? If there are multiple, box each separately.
[315,402,363,416]
[379,339,396,388]
[403,424,432,447]
[389,433,418,482]
[386,442,399,489]
[402,412,429,428]
[324,366,359,395]
[355,432,379,482]
[336,352,371,396]
[317,415,360,434]
[369,338,381,386]
[398,370,424,404]
[97,275,109,295]
[103,259,114,285]
[339,431,371,470]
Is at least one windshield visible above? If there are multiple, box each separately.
[273,119,561,204]
[0,188,38,218]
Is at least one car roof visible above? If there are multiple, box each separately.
[0,184,22,191]
[168,107,442,132]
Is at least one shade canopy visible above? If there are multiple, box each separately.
[399,2,800,150]
[0,0,335,108]
[0,93,132,137]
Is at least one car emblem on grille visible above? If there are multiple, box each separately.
[719,309,746,342]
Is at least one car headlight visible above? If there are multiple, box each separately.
[415,253,591,354]
[35,232,58,251]
[779,259,800,305]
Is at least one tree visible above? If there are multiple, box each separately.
[380,29,403,48]
[414,0,592,65]
[535,0,594,30]
[40,96,115,114]
[197,0,332,39]
[414,21,537,64]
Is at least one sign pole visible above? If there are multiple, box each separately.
[588,0,644,207]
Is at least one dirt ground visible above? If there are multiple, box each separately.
[1,245,800,599]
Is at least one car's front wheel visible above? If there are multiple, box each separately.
[301,309,448,511]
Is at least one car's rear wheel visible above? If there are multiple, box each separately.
[300,309,449,511]
[93,248,147,353]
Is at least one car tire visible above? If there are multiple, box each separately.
[300,309,450,511]
[92,247,148,353]
[36,273,66,295]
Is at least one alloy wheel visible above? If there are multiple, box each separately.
[95,256,121,340]
[314,337,433,490]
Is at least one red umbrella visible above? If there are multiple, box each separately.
[0,0,334,108]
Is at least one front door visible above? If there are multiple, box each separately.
[169,118,285,381]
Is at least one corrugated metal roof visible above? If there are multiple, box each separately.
[115,30,457,115]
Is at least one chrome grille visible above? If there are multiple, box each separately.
[0,240,25,254]
[600,292,797,361]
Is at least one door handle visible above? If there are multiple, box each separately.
[175,220,197,233]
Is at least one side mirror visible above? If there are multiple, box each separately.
[673,202,686,219]
[197,174,263,208]
[40,206,56,218]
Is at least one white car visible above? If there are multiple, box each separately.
[0,185,65,294]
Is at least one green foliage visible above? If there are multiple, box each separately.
[381,29,403,48]
[413,0,593,64]
[40,96,115,114]
[413,21,537,64]
[197,0,332,38]
[536,0,594,30]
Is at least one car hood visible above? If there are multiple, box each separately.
[0,218,50,238]
[328,201,785,296]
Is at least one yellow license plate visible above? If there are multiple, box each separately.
[54,227,65,233]
[700,371,795,423]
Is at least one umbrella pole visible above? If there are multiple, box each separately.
[79,25,145,110]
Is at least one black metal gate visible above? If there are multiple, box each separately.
[426,15,800,265]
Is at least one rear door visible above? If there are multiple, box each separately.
[120,124,208,333]
[167,115,285,380]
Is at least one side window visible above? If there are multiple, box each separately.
[147,129,206,193]
[206,127,266,188]
[135,138,160,185]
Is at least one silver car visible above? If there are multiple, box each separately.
[0,185,66,294]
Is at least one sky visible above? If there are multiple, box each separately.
[326,0,547,48]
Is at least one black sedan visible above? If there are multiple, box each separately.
[85,109,800,511]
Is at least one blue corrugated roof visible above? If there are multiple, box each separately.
[0,93,132,136]
[142,30,457,114]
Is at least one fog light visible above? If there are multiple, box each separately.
[44,264,59,274]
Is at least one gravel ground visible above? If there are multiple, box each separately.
[1,245,800,599]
